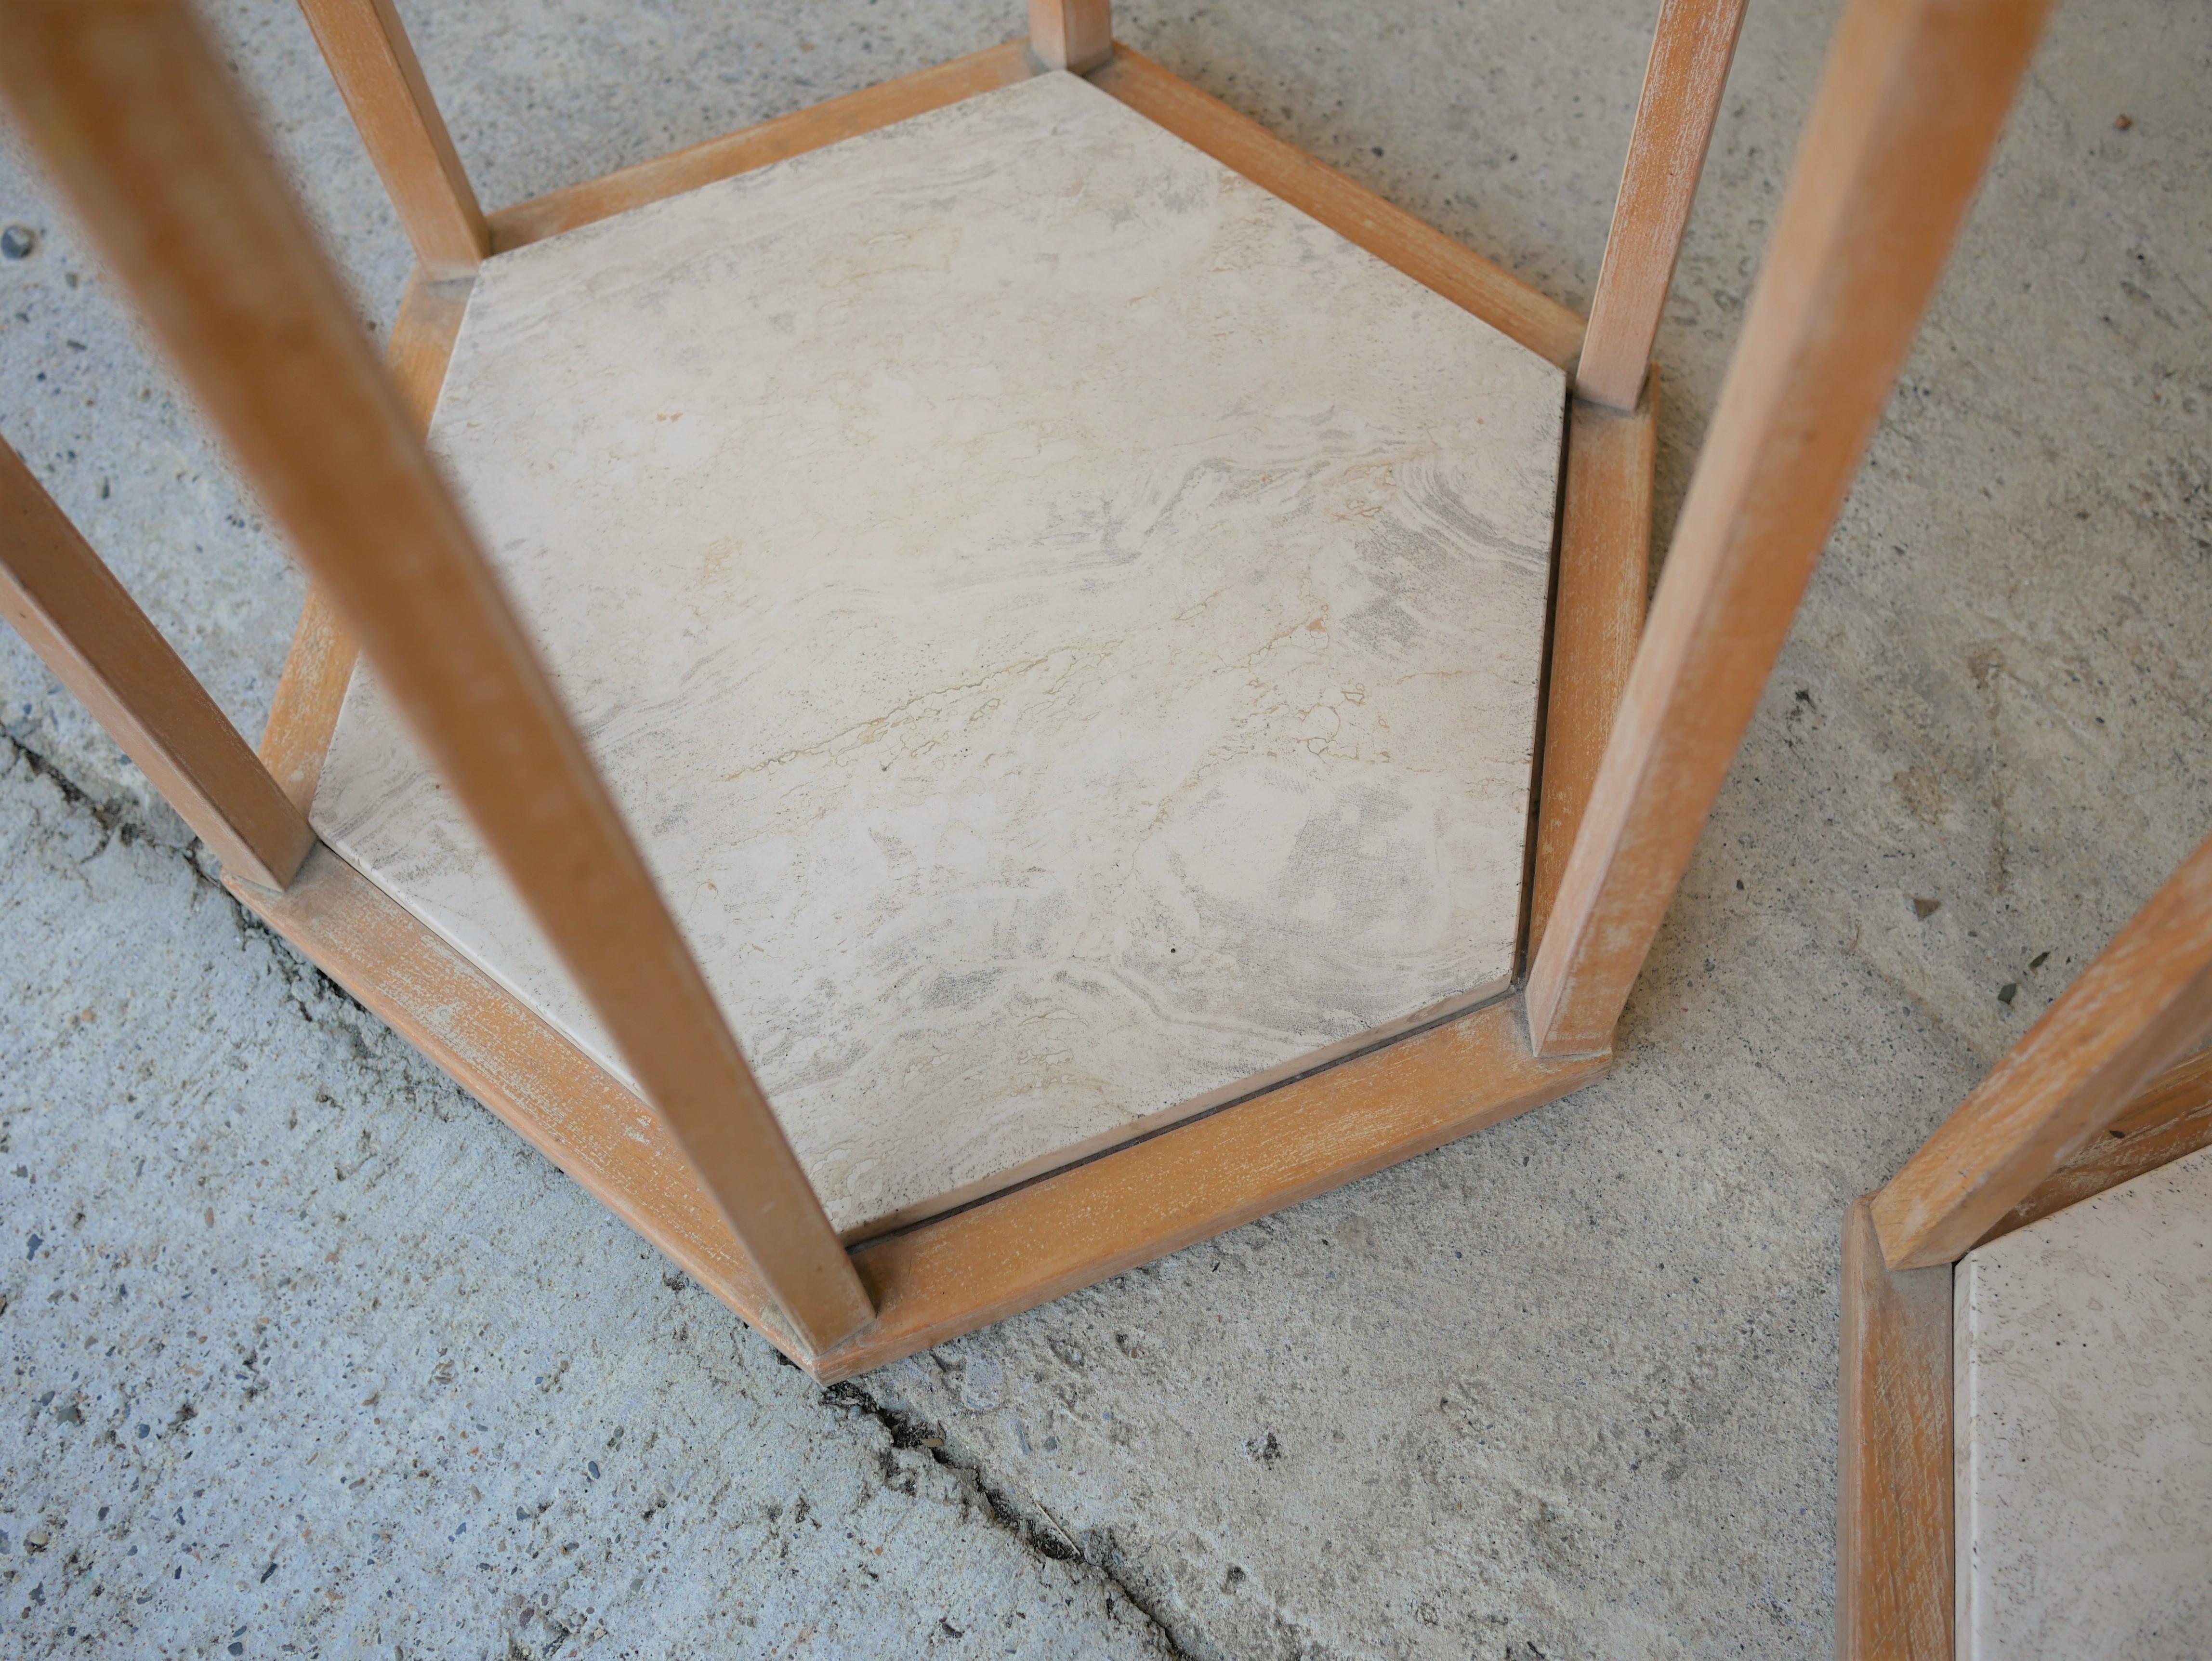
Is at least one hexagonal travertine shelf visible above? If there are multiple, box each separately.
[313,69,1564,1239]
[1954,1143,2212,1660]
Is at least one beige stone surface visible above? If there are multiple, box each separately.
[1955,1145,2212,1660]
[313,69,1563,1235]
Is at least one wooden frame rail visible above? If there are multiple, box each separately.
[1526,0,2057,1059]
[1090,46,1585,370]
[1577,0,1747,411]
[0,0,873,1357]
[1872,833,2212,1267]
[257,272,464,812]
[487,43,1041,251]
[1527,379,1658,957]
[0,439,314,889]
[224,839,1608,1381]
[1971,1046,2212,1250]
[1837,1195,1953,1661]
[294,0,487,277]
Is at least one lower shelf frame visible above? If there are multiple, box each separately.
[230,848,1607,1378]
[246,34,1644,1377]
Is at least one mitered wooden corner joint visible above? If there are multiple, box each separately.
[0,0,2065,1382]
[1870,834,2212,1274]
[295,0,488,277]
[1840,931,2212,1660]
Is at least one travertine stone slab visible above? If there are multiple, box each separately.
[314,71,1564,1236]
[1955,1145,2212,1660]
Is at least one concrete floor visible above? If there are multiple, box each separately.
[0,0,2205,1654]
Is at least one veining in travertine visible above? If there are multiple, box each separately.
[313,70,1565,1235]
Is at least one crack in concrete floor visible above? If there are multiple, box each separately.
[1,0,2208,1654]
[820,1376,1198,1660]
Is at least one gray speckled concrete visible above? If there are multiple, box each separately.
[1,0,2207,1656]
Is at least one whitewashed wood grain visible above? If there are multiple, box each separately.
[314,71,1565,1236]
